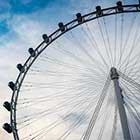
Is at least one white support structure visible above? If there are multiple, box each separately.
[110,67,131,140]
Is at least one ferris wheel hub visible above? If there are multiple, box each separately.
[110,67,119,80]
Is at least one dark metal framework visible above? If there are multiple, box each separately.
[8,3,140,140]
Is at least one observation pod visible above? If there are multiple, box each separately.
[28,48,36,57]
[58,22,65,32]
[3,101,11,111]
[42,34,49,43]
[96,6,103,16]
[17,64,25,73]
[3,123,12,133]
[8,81,15,91]
[116,1,123,12]
[76,13,83,23]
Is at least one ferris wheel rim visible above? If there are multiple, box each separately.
[8,3,140,140]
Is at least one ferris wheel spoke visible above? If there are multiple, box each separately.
[84,22,110,70]
[120,75,140,89]
[124,37,140,79]
[38,52,106,77]
[21,117,68,140]
[125,101,140,123]
[29,66,105,81]
[126,61,140,80]
[21,89,99,140]
[118,13,138,70]
[122,29,140,74]
[122,17,140,75]
[119,13,137,68]
[20,119,60,140]
[56,98,96,140]
[102,17,114,66]
[113,14,117,67]
[97,18,113,67]
[18,97,91,133]
[120,81,140,107]
[80,23,109,70]
[17,86,100,126]
[121,82,140,108]
[120,80,140,101]
[125,102,140,133]
[68,30,107,75]
[20,81,103,96]
[18,82,101,103]
[64,32,103,70]
[119,71,140,90]
[125,93,140,107]
[18,91,97,106]
[18,85,100,110]
[120,50,140,78]
[17,85,100,111]
[83,76,110,140]
[20,78,104,94]
[121,77,140,97]
[125,105,138,140]
[97,86,114,140]
[54,39,98,68]
[128,71,140,84]
[47,45,103,73]
[38,56,98,74]
[117,13,124,69]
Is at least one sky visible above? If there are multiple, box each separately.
[0,0,140,140]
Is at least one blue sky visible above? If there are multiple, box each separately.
[0,0,138,37]
[0,0,97,46]
[0,0,72,36]
[0,0,48,35]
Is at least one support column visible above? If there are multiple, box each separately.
[110,67,131,140]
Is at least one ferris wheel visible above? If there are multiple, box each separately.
[3,1,140,140]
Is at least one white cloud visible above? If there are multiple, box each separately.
[0,11,48,140]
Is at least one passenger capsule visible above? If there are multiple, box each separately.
[8,81,15,91]
[17,64,24,73]
[42,34,49,43]
[3,123,12,133]
[76,13,83,23]
[28,48,36,57]
[96,6,102,16]
[58,22,65,32]
[116,1,123,12]
[3,101,11,111]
